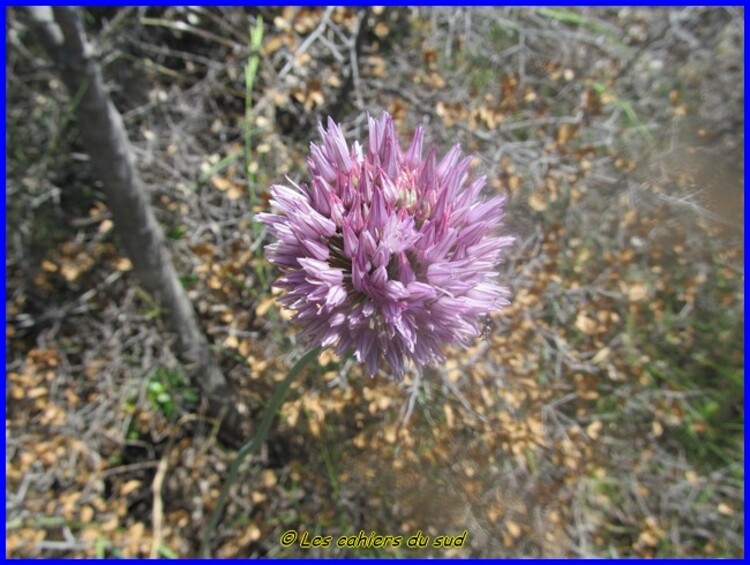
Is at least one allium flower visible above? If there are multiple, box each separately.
[258,112,513,378]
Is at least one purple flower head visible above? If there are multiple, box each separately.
[258,112,513,378]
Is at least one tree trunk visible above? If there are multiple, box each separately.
[27,7,244,446]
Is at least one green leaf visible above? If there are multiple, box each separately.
[158,545,178,559]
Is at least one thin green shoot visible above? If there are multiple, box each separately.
[593,82,654,143]
[192,150,244,191]
[245,16,269,293]
[245,16,264,197]
[537,8,628,50]
[45,76,91,160]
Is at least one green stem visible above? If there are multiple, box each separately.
[200,346,320,557]
[245,16,264,216]
[244,16,269,298]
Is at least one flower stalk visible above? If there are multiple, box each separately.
[200,347,320,557]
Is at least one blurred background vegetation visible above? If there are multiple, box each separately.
[5,6,744,557]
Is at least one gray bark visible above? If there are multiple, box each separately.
[27,7,244,445]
